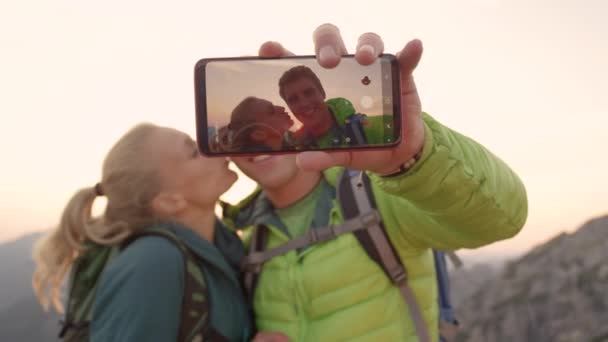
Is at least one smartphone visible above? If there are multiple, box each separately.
[194,54,401,156]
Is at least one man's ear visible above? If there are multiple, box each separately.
[151,192,187,217]
[250,129,268,142]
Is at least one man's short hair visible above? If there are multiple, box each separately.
[278,65,326,100]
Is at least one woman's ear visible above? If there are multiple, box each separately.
[151,192,187,217]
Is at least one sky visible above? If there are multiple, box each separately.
[1,0,607,263]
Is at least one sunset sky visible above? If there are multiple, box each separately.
[1,0,606,263]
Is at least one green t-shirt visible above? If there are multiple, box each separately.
[276,182,323,238]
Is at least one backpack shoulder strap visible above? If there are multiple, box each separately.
[337,170,431,342]
[242,224,269,301]
[124,228,229,342]
[59,244,118,340]
[241,212,382,297]
[434,250,460,342]
[343,113,368,145]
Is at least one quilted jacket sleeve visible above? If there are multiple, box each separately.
[370,112,528,250]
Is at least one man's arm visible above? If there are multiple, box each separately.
[256,24,527,249]
[370,112,528,250]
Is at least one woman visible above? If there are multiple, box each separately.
[224,96,296,152]
[32,123,287,342]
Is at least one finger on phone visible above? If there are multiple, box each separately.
[397,39,423,78]
[355,32,384,65]
[259,41,295,57]
[295,151,351,171]
[313,23,348,69]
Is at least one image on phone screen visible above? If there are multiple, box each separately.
[194,54,400,155]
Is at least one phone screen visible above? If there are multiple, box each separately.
[194,54,401,156]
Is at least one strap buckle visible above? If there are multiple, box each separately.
[310,225,337,243]
[359,210,379,228]
[240,257,262,273]
[389,266,407,285]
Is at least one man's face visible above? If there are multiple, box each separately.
[282,77,330,129]
[232,154,300,191]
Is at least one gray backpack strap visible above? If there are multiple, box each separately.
[241,212,381,273]
[338,170,431,342]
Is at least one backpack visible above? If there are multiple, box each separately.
[59,228,228,342]
[241,170,461,342]
[342,112,368,145]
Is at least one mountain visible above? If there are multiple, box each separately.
[0,295,60,342]
[2,215,607,341]
[0,232,60,341]
[0,232,43,312]
[451,215,608,342]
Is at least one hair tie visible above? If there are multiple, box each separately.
[94,183,104,196]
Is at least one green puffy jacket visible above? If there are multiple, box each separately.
[300,98,392,148]
[223,113,528,341]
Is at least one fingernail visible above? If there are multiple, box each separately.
[359,44,375,56]
[319,46,337,61]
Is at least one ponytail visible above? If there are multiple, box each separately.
[32,186,97,312]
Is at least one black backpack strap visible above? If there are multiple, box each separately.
[123,229,229,342]
[242,224,269,302]
[337,170,431,342]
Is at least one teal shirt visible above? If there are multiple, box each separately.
[90,221,252,342]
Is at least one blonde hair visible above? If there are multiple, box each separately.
[32,123,163,312]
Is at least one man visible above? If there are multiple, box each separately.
[224,24,528,342]
[278,65,390,148]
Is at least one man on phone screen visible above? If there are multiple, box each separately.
[278,65,392,148]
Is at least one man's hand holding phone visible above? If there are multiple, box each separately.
[260,23,425,176]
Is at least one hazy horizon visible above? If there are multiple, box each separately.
[1,0,607,263]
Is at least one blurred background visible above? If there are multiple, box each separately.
[1,0,606,340]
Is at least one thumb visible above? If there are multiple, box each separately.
[258,41,295,57]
